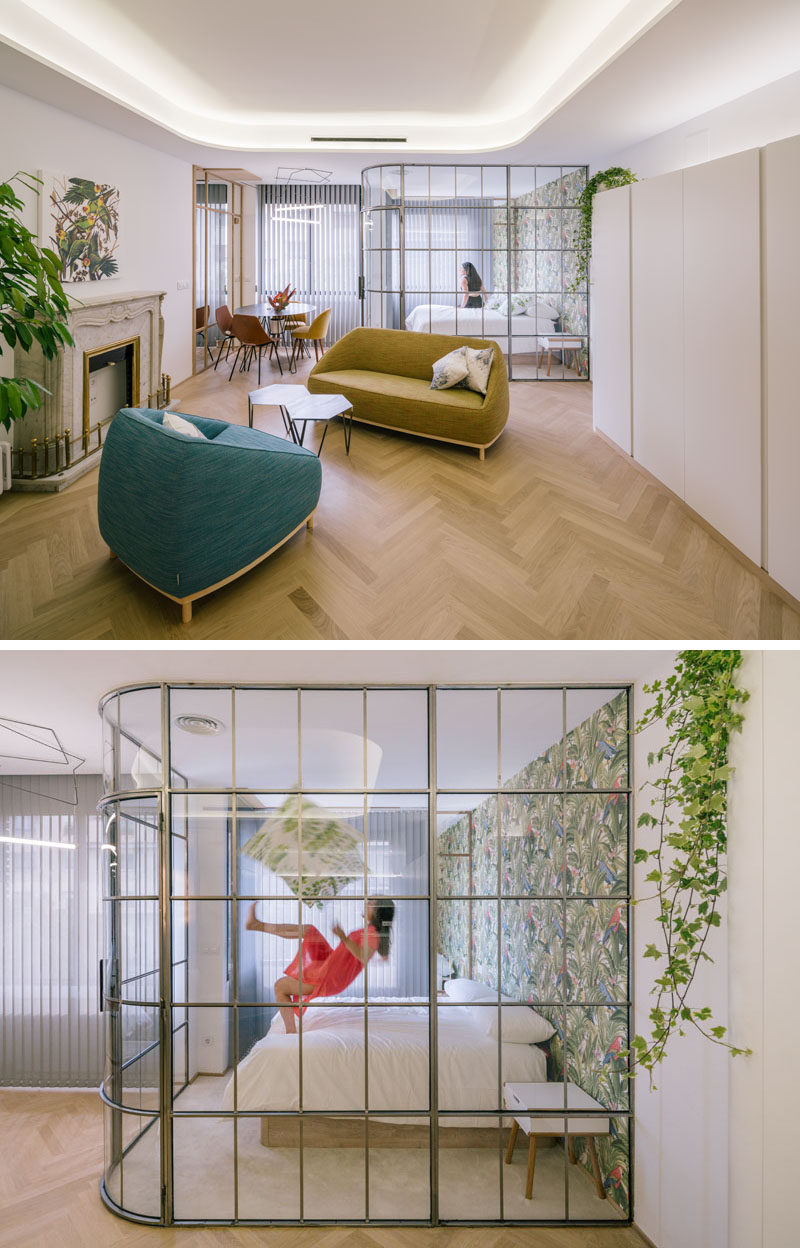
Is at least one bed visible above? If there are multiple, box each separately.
[404,304,557,355]
[222,997,548,1147]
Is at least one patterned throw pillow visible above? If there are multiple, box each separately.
[430,347,470,390]
[510,293,529,316]
[487,294,506,313]
[454,345,494,396]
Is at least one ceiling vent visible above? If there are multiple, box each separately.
[310,137,407,143]
[174,715,225,736]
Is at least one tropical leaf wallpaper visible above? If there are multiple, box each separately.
[491,168,589,376]
[436,689,631,1215]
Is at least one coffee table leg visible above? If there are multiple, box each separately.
[248,397,253,429]
[316,422,329,457]
[568,1135,576,1164]
[343,409,352,455]
[525,1135,537,1199]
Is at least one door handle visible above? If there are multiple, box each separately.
[99,958,104,1013]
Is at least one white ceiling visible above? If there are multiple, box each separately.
[0,1,797,175]
[0,648,676,777]
[0,0,678,152]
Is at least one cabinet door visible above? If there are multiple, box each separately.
[763,134,800,600]
[631,172,684,498]
[683,151,761,565]
[591,185,631,453]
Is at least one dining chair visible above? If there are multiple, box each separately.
[289,308,331,371]
[213,305,236,370]
[195,305,213,361]
[228,314,284,383]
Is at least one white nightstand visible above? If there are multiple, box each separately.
[503,1081,610,1200]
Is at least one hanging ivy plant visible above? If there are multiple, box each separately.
[0,171,73,429]
[571,166,637,292]
[630,649,752,1082]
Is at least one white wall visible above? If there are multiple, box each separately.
[727,650,800,1248]
[0,83,193,387]
[608,68,800,181]
[632,657,729,1248]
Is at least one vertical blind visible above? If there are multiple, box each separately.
[260,184,361,344]
[1,775,104,1086]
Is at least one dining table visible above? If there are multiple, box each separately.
[235,302,315,372]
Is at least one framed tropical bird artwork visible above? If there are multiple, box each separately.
[39,172,120,283]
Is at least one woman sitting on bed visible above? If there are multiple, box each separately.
[460,261,487,309]
[245,898,395,1034]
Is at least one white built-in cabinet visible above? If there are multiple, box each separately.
[592,139,800,598]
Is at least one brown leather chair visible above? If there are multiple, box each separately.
[195,305,212,361]
[290,308,331,371]
[228,314,284,383]
[213,305,235,370]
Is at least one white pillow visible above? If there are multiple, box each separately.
[443,976,495,1002]
[510,293,528,316]
[465,1002,555,1044]
[525,299,559,321]
[487,294,506,313]
[430,347,469,391]
[163,410,206,439]
[455,345,493,396]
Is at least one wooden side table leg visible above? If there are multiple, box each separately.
[567,1134,576,1164]
[525,1135,537,1199]
[586,1136,606,1199]
[505,1119,519,1164]
[546,348,552,377]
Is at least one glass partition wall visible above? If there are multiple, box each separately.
[362,165,589,381]
[99,683,630,1227]
[193,170,258,376]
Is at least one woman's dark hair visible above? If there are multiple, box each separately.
[370,898,395,959]
[461,260,482,291]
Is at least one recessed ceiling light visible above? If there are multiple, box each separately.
[175,715,225,736]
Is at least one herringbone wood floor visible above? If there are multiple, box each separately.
[0,1092,649,1248]
[1,351,798,639]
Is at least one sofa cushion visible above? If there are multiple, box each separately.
[430,346,470,391]
[313,369,483,409]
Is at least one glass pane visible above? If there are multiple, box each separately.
[500,688,563,788]
[566,901,628,1005]
[173,1116,235,1219]
[234,689,299,788]
[103,1102,122,1204]
[367,1003,428,1110]
[102,694,117,793]
[436,898,471,981]
[117,798,159,898]
[170,1005,234,1109]
[439,1114,501,1219]
[118,900,159,1003]
[119,1003,159,1109]
[403,164,429,198]
[237,1112,301,1219]
[177,900,230,1003]
[457,209,483,248]
[430,210,456,247]
[118,687,162,790]
[171,793,232,898]
[367,899,428,998]
[367,794,428,896]
[535,167,562,207]
[561,166,587,205]
[169,687,233,788]
[118,1113,161,1217]
[457,165,482,198]
[436,690,498,789]
[565,1005,630,1113]
[536,207,562,250]
[405,249,430,290]
[501,1089,567,1220]
[482,166,507,199]
[429,165,455,200]
[501,901,562,1003]
[369,1118,430,1217]
[565,793,628,896]
[500,795,562,896]
[233,1003,298,1111]
[566,1114,629,1220]
[365,688,428,789]
[363,165,380,208]
[381,165,401,201]
[565,689,628,789]
[302,1118,366,1218]
[301,690,365,788]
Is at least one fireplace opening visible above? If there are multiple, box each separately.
[83,336,139,444]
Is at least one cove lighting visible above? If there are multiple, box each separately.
[0,835,76,849]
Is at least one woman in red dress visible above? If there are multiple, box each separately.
[245,898,395,1034]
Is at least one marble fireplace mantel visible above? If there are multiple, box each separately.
[11,289,166,491]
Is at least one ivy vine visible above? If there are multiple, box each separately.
[630,650,752,1081]
[571,166,637,292]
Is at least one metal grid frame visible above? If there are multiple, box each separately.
[360,165,590,382]
[97,682,632,1228]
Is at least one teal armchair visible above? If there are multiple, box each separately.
[98,408,322,622]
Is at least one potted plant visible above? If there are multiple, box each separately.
[0,171,73,430]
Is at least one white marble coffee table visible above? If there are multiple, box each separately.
[248,384,353,456]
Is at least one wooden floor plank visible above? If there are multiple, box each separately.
[1,354,797,639]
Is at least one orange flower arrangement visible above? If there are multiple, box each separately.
[269,284,295,313]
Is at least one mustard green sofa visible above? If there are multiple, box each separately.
[307,328,509,459]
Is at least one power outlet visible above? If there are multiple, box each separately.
[203,1036,214,1047]
[176,279,191,291]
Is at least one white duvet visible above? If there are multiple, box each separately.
[223,999,547,1117]
[404,303,556,349]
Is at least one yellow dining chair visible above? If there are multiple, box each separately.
[290,308,331,371]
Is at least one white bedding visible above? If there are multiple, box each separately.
[223,999,547,1117]
[404,303,556,352]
